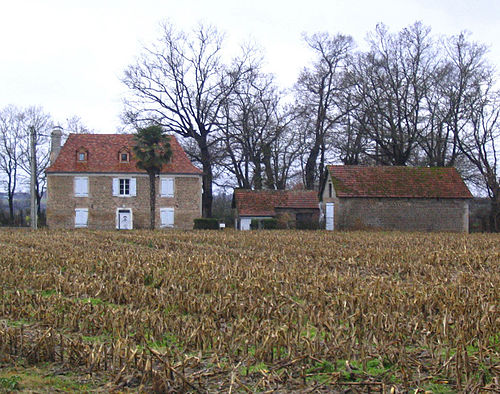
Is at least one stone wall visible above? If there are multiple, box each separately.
[47,174,201,230]
[336,197,469,232]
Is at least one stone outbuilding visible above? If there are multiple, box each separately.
[46,129,202,230]
[232,189,319,230]
[319,165,473,232]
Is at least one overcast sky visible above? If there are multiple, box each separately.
[1,0,499,133]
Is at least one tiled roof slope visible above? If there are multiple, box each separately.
[234,189,319,216]
[46,134,202,174]
[327,165,472,199]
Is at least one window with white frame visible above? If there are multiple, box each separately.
[74,177,89,197]
[75,208,88,228]
[112,178,136,197]
[160,207,174,228]
[160,177,174,197]
[120,178,130,195]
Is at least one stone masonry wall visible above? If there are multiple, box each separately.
[47,174,201,230]
[336,197,469,233]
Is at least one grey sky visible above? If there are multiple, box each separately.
[1,0,499,133]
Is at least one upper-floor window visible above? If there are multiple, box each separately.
[74,177,89,197]
[76,147,88,162]
[118,147,130,163]
[120,178,130,195]
[328,183,333,198]
[160,177,174,197]
[112,177,136,197]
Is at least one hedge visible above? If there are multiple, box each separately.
[250,218,278,230]
[193,218,220,229]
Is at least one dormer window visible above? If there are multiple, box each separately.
[118,147,130,163]
[76,148,88,162]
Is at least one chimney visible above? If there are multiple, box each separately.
[50,126,63,165]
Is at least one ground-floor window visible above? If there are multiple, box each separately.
[75,208,88,228]
[160,207,174,228]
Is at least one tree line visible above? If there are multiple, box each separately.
[1,21,499,228]
[122,21,499,227]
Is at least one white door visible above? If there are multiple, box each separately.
[240,218,251,231]
[325,203,334,231]
[118,209,132,230]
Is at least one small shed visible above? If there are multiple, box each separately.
[319,165,473,232]
[232,189,320,230]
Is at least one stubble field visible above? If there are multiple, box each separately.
[0,229,498,392]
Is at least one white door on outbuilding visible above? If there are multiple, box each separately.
[325,203,334,230]
[240,218,252,231]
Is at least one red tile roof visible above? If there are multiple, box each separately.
[234,189,319,216]
[46,134,202,175]
[327,165,472,199]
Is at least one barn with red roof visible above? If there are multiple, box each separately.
[45,127,202,230]
[232,189,319,230]
[319,165,472,232]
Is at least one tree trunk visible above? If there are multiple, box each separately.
[199,137,213,218]
[8,193,14,224]
[262,143,275,190]
[491,191,500,233]
[305,142,320,190]
[149,172,156,229]
[7,174,15,224]
[253,158,263,189]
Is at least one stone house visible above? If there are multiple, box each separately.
[232,189,319,230]
[319,165,473,232]
[45,128,202,230]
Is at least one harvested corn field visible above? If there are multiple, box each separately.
[0,229,499,392]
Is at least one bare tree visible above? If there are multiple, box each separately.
[265,109,304,189]
[64,115,95,135]
[123,22,251,217]
[0,106,24,223]
[294,32,354,189]
[456,87,500,230]
[222,65,281,189]
[18,106,53,217]
[352,22,434,165]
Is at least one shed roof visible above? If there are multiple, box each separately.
[233,189,319,216]
[327,165,472,199]
[46,133,202,175]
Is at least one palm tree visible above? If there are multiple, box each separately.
[133,125,172,229]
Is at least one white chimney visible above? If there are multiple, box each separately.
[50,126,63,165]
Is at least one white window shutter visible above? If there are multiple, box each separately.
[112,178,119,196]
[160,208,167,227]
[81,177,88,196]
[75,208,88,227]
[160,178,167,196]
[160,208,174,228]
[167,178,174,197]
[160,177,174,197]
[130,178,136,196]
[74,177,88,197]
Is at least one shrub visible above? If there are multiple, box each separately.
[193,218,220,229]
[296,220,320,230]
[251,218,278,230]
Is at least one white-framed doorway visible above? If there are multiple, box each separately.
[116,208,133,230]
[325,203,334,231]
